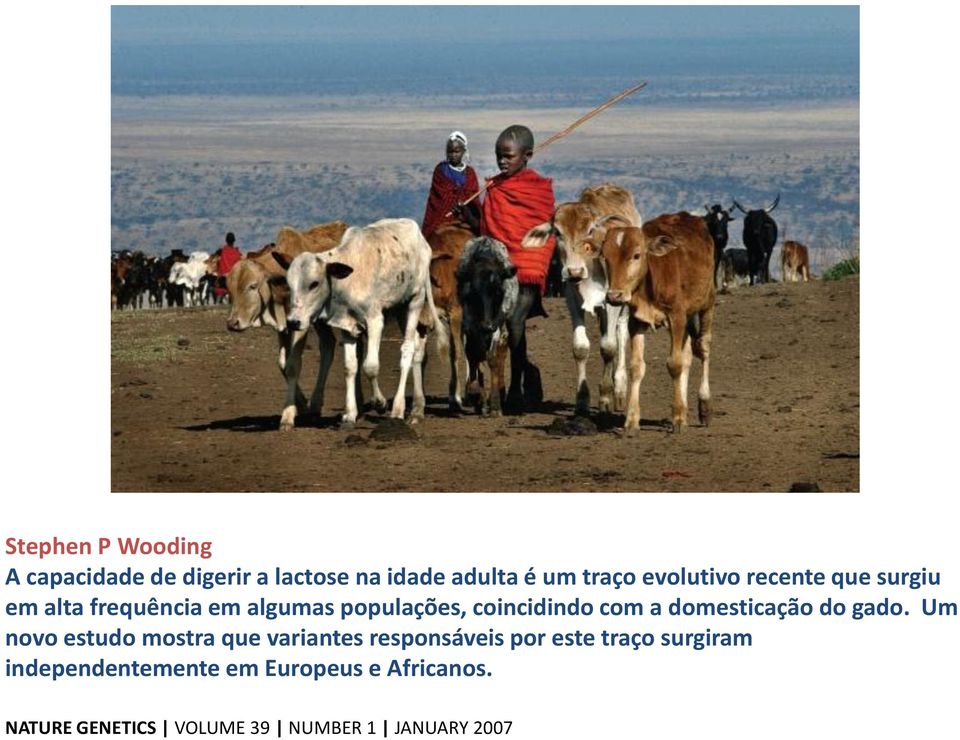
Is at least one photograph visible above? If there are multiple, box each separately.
[110,6,859,492]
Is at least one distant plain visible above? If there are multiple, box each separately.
[112,93,859,274]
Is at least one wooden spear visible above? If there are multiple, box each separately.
[452,80,648,213]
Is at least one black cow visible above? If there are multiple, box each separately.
[163,250,189,307]
[702,203,735,288]
[456,236,542,415]
[732,194,780,284]
[720,248,750,290]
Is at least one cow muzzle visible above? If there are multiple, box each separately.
[606,290,627,305]
[565,266,587,282]
[226,317,244,332]
[286,317,302,332]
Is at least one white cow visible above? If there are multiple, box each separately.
[522,184,642,416]
[168,251,211,307]
[285,218,444,427]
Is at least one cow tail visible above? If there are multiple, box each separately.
[419,238,448,356]
[427,274,448,355]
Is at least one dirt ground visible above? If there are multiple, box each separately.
[111,276,859,492]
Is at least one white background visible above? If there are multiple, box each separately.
[3,2,959,738]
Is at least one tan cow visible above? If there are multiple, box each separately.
[601,212,716,432]
[522,183,642,415]
[224,220,349,430]
[781,240,811,282]
[426,221,475,411]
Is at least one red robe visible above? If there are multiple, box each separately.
[421,163,479,238]
[215,244,242,298]
[480,168,556,293]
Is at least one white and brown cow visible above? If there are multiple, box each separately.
[781,240,811,282]
[522,183,642,416]
[601,212,716,433]
[285,218,443,427]
[225,221,349,430]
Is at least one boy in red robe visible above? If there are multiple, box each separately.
[458,124,556,411]
[421,131,480,238]
[215,232,242,301]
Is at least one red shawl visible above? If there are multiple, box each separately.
[215,244,242,298]
[422,163,479,238]
[480,168,556,293]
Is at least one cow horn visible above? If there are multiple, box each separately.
[732,200,747,214]
[765,193,781,213]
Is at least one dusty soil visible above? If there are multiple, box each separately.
[111,276,859,492]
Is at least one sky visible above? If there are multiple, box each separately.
[111,5,859,45]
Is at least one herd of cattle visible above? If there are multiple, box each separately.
[112,186,814,432]
[111,249,228,310]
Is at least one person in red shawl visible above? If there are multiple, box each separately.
[214,231,243,302]
[421,131,480,238]
[457,124,557,412]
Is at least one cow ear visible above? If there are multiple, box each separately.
[326,262,354,280]
[647,235,678,257]
[522,222,555,248]
[271,251,292,271]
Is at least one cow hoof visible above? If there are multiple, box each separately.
[670,421,684,434]
[339,417,356,431]
[408,415,423,426]
[614,393,627,412]
[448,398,465,414]
[280,407,297,431]
[373,398,389,414]
[620,426,640,438]
[504,392,524,414]
[598,396,613,414]
[698,399,712,426]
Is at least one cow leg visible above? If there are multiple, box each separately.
[486,330,508,417]
[363,314,388,413]
[390,302,423,420]
[408,327,429,424]
[695,305,715,426]
[667,316,690,433]
[505,287,536,412]
[340,332,361,427]
[279,328,310,431]
[465,331,486,413]
[567,284,591,416]
[623,324,646,432]
[614,307,629,411]
[677,335,694,431]
[448,305,465,412]
[276,331,308,411]
[308,323,336,418]
[598,304,625,414]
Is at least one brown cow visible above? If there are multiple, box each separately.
[601,212,716,432]
[522,183,642,415]
[781,240,810,282]
[225,220,350,430]
[426,221,474,411]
